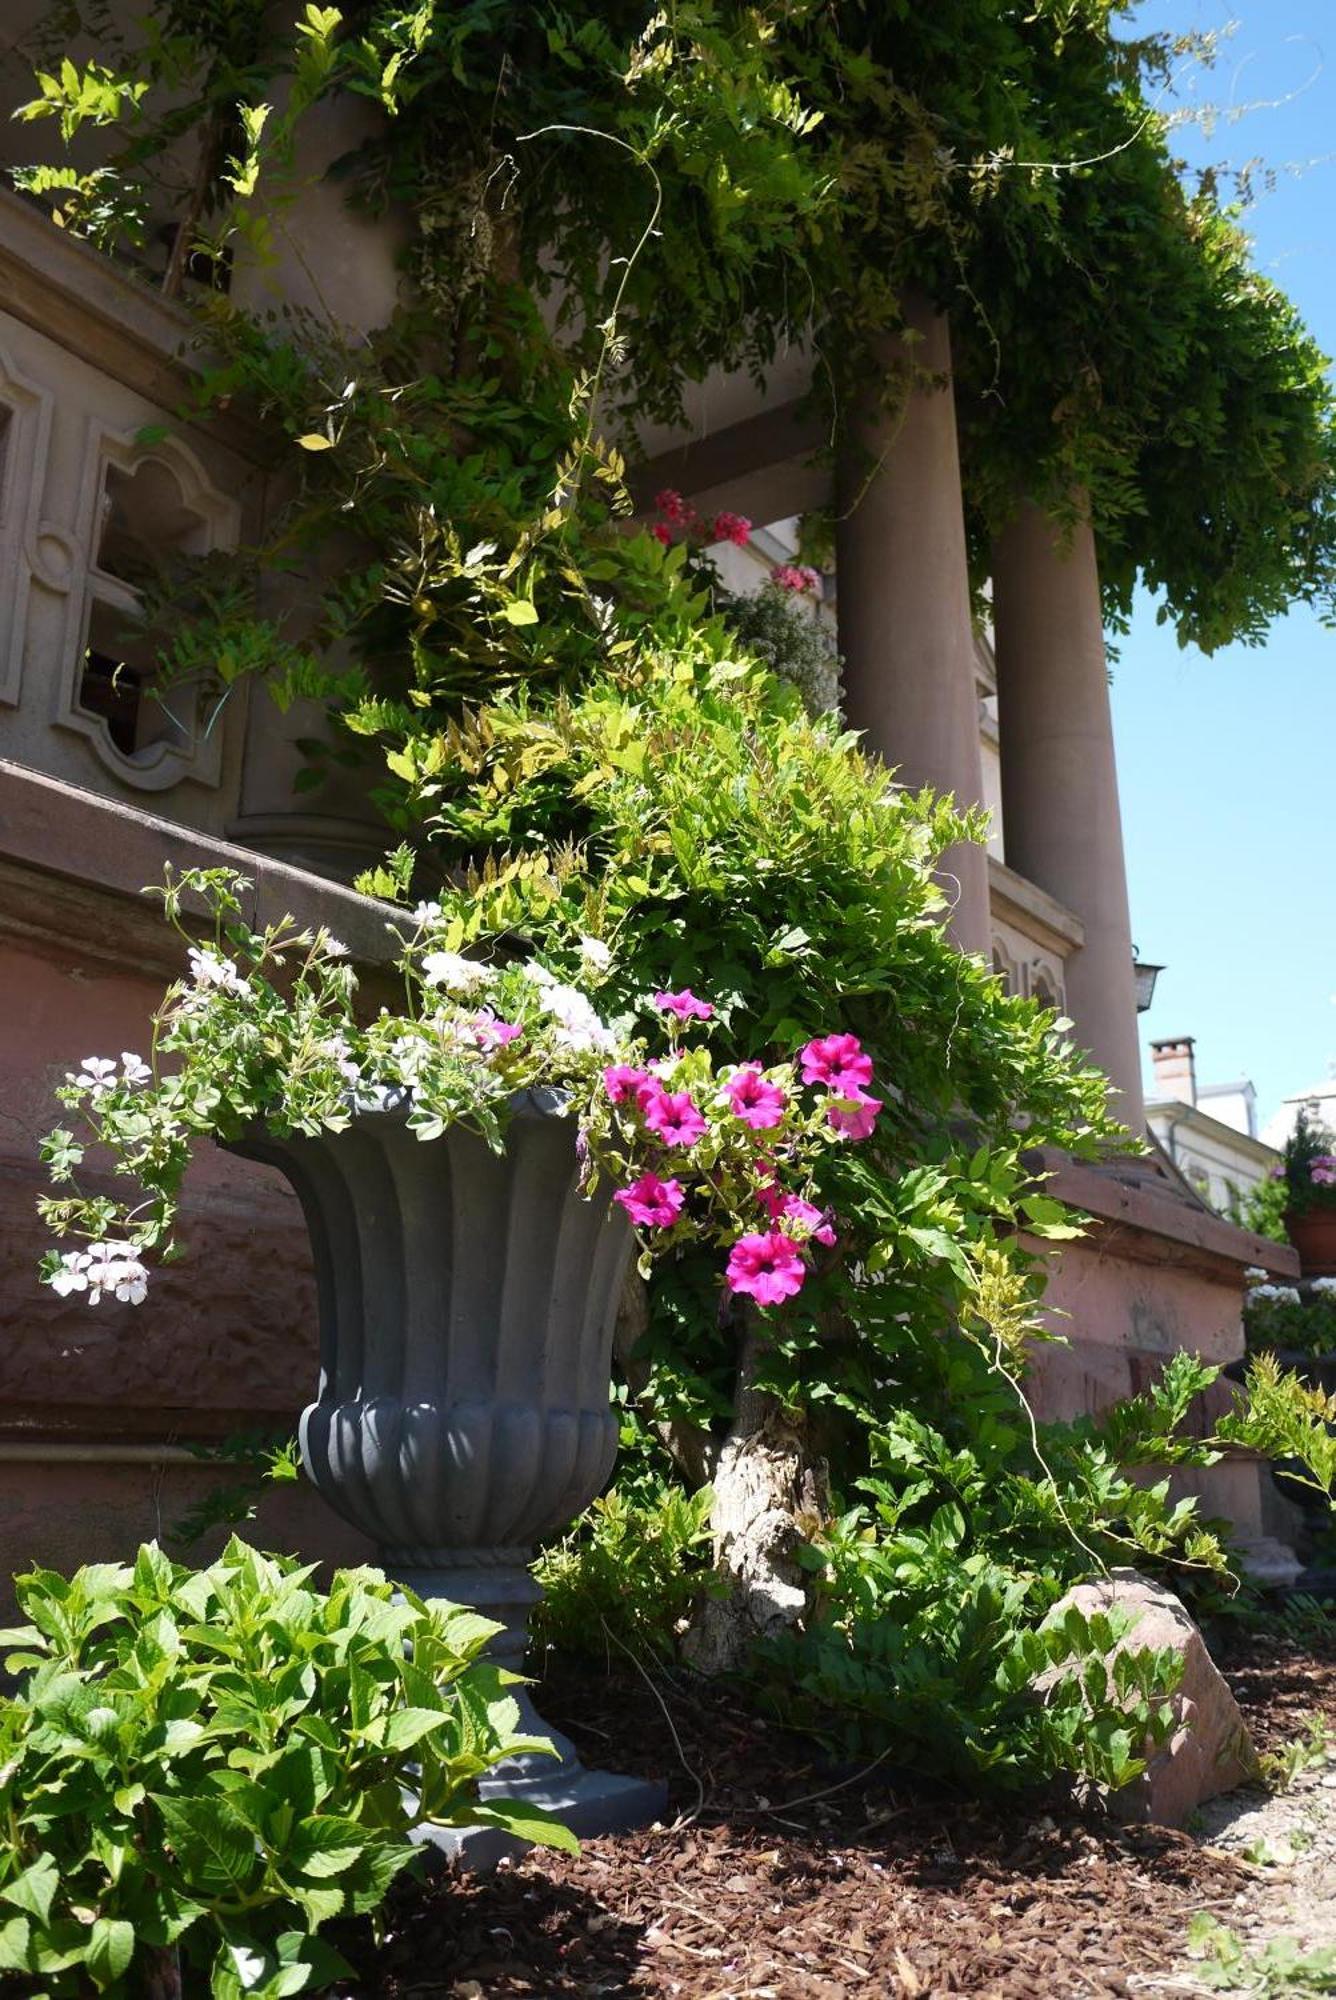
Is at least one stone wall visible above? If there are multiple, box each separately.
[0,761,393,1595]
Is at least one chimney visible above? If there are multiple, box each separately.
[1150,1036,1197,1106]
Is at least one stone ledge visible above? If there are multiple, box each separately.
[0,188,265,458]
[1027,1145,1299,1281]
[988,855,1086,954]
[0,759,401,974]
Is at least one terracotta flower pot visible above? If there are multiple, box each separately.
[227,1087,665,1853]
[1284,1204,1336,1278]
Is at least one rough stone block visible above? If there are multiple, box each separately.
[1046,1568,1257,1828]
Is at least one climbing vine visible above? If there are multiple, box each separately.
[10,0,1335,727]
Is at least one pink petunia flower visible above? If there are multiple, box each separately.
[604,1063,655,1107]
[725,1063,788,1130]
[642,1087,707,1148]
[756,1181,786,1221]
[614,1173,686,1229]
[711,511,752,548]
[726,1230,807,1306]
[652,988,714,1022]
[828,1093,882,1142]
[800,1033,875,1096]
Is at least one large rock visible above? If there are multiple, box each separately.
[1047,1569,1257,1827]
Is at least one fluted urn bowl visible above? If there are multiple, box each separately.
[229,1087,631,1570]
[228,1087,662,1850]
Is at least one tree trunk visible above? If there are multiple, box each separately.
[135,1946,182,2000]
[682,1314,829,1675]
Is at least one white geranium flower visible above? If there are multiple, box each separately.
[318,1034,361,1084]
[1244,1266,1268,1283]
[411,900,443,927]
[1312,1275,1336,1294]
[578,936,612,971]
[420,950,492,995]
[83,1242,149,1306]
[187,946,249,994]
[539,980,615,1054]
[1250,1283,1301,1306]
[72,1057,118,1096]
[120,1053,152,1086]
[48,1251,90,1297]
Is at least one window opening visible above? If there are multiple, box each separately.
[76,456,207,764]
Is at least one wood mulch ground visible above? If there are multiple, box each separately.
[331,1620,1336,1999]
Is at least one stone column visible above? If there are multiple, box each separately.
[835,296,991,956]
[991,500,1145,1130]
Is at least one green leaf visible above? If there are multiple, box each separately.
[294,434,334,451]
[285,1815,370,1878]
[380,1706,450,1753]
[464,1799,581,1854]
[1,1853,58,1925]
[501,600,539,625]
[155,1796,258,1894]
[0,1916,31,1973]
[86,1917,134,1987]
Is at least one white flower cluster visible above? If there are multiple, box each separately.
[578,935,612,972]
[420,950,494,996]
[1310,1276,1336,1295]
[48,1242,150,1305]
[522,962,615,1054]
[187,946,250,994]
[1249,1283,1302,1306]
[317,1033,362,1084]
[70,1053,152,1096]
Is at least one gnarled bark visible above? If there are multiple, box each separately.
[681,1314,829,1675]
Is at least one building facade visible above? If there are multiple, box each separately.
[0,95,1300,1584]
[1146,1036,1279,1219]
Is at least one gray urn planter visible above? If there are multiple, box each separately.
[228,1087,665,1855]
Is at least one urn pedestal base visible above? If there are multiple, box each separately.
[394,1561,669,1868]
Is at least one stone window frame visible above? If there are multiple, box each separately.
[990,931,1068,1013]
[0,341,56,709]
[52,420,240,792]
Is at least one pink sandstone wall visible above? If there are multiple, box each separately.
[0,929,370,1588]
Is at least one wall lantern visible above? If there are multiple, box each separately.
[1132,955,1163,1014]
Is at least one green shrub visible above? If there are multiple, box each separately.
[713,581,842,717]
[1245,1279,1336,1357]
[0,1540,575,1997]
[533,1473,716,1665]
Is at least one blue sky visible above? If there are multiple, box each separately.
[1113,1,1336,1122]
